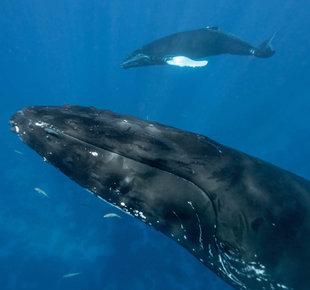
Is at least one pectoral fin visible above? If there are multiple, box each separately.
[166,56,208,68]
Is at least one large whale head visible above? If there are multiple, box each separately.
[9,105,218,259]
[9,105,310,290]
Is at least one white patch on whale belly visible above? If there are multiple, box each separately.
[166,56,208,68]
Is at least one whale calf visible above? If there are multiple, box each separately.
[121,27,275,69]
[9,105,310,289]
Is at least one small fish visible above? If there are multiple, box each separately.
[103,213,121,219]
[34,187,50,198]
[14,149,23,155]
[80,203,90,208]
[62,272,81,279]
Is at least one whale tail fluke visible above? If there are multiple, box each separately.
[255,33,276,58]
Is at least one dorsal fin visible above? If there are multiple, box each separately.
[206,26,219,30]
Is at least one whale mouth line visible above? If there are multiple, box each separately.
[11,115,204,189]
[121,53,151,69]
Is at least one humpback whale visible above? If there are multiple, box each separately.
[121,27,275,69]
[9,105,310,290]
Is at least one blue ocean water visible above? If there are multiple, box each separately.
[1,0,310,289]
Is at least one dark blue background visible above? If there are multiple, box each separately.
[1,0,310,289]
